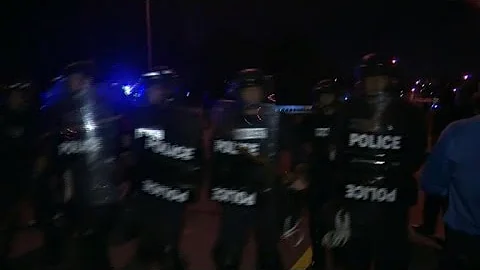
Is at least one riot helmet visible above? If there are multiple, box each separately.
[355,53,399,96]
[63,60,95,92]
[228,68,271,106]
[312,79,340,110]
[142,66,178,105]
[5,82,33,110]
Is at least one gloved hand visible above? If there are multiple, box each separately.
[321,209,351,248]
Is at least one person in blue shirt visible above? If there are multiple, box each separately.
[421,91,480,269]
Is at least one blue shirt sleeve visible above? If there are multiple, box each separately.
[421,122,456,197]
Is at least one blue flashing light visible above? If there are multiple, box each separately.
[122,85,133,95]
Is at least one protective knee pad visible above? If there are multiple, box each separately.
[213,245,241,270]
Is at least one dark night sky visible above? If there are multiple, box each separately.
[1,0,479,95]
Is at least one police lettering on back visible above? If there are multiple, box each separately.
[213,128,267,156]
[142,179,190,203]
[134,128,195,161]
[315,127,330,137]
[345,184,397,202]
[211,187,257,206]
[58,137,101,155]
[348,133,402,150]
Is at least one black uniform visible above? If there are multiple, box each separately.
[210,69,283,270]
[39,62,125,269]
[0,85,36,268]
[326,54,427,270]
[305,79,342,270]
[276,105,311,240]
[127,70,203,269]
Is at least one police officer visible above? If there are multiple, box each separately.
[304,79,342,270]
[324,54,433,270]
[0,83,37,269]
[124,67,203,270]
[211,68,283,270]
[38,61,127,270]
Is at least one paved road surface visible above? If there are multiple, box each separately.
[9,189,441,270]
[9,192,310,270]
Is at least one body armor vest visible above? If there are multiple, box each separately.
[211,101,280,206]
[53,89,121,206]
[132,105,203,203]
[336,95,415,232]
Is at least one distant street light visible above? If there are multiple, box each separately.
[145,0,153,70]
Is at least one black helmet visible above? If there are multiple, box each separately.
[236,68,265,89]
[141,66,180,99]
[7,82,32,92]
[3,82,34,107]
[312,79,342,109]
[312,79,339,96]
[142,66,178,87]
[355,53,398,81]
[226,68,271,98]
[64,60,95,78]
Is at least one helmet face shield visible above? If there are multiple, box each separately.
[356,53,399,95]
[142,67,178,104]
[312,79,339,106]
[227,68,272,105]
[5,83,33,109]
[64,61,95,92]
[240,85,263,105]
[364,75,390,94]
[147,84,169,104]
[317,92,336,107]
[67,73,86,92]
